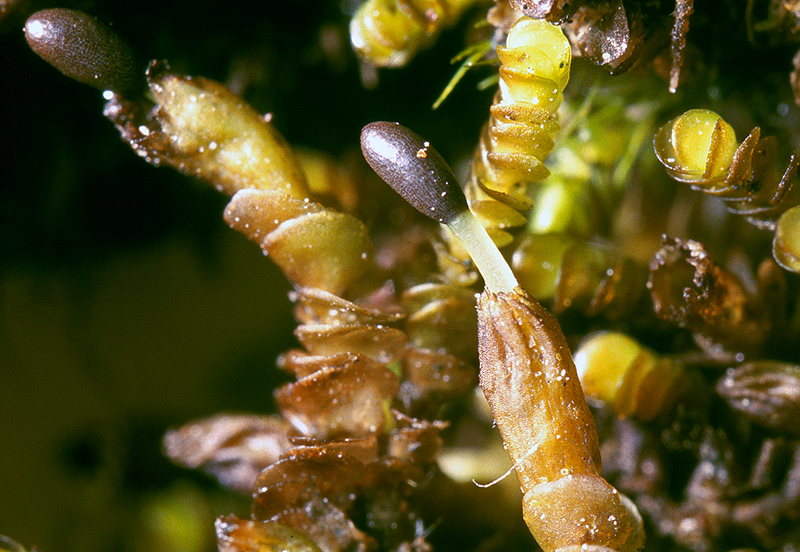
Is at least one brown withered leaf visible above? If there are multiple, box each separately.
[274,355,400,439]
[508,0,577,22]
[251,447,385,552]
[511,0,693,84]
[295,324,407,364]
[216,514,323,552]
[669,0,694,92]
[163,414,291,494]
[387,413,447,464]
[356,280,410,317]
[649,237,769,359]
[276,500,377,552]
[288,435,380,464]
[398,349,476,417]
[278,351,361,379]
[402,283,478,359]
[569,0,644,73]
[487,0,523,34]
[251,422,442,552]
[511,0,645,73]
[253,447,370,519]
[716,361,800,435]
[731,443,800,547]
[290,287,404,327]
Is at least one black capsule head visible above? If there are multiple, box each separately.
[360,121,468,224]
[25,8,142,95]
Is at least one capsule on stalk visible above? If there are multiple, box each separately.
[361,121,644,552]
[361,121,518,294]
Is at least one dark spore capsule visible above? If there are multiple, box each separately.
[24,8,142,94]
[360,122,468,224]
